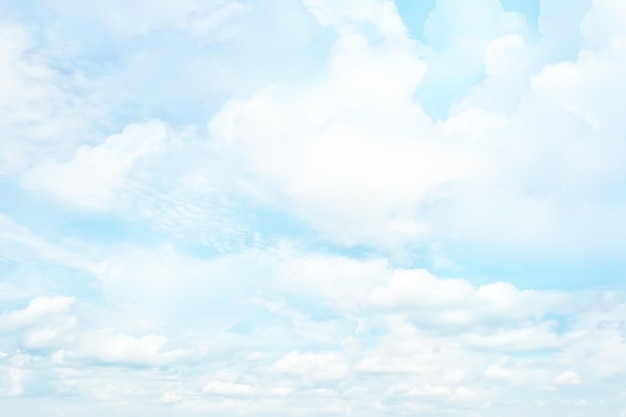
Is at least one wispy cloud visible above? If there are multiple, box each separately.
[1,0,626,416]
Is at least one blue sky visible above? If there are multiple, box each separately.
[1,0,626,415]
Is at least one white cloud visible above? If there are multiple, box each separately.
[21,317,77,351]
[42,0,245,39]
[442,107,508,140]
[369,269,566,328]
[416,0,530,116]
[0,213,98,273]
[0,353,34,397]
[13,0,624,261]
[203,380,258,396]
[427,0,626,260]
[270,350,348,381]
[73,328,186,367]
[580,0,626,50]
[272,248,390,313]
[95,245,268,319]
[23,121,168,210]
[484,34,526,78]
[369,269,473,309]
[0,245,625,414]
[0,20,112,178]
[303,0,408,38]
[2,0,626,416]
[0,296,75,331]
[554,370,582,385]
[207,28,483,248]
[461,322,562,352]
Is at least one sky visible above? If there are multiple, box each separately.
[1,0,626,415]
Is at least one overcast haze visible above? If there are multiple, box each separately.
[1,0,626,416]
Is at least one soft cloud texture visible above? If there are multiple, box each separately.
[23,121,168,209]
[1,0,626,416]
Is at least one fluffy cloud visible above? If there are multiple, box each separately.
[429,0,626,261]
[369,269,566,328]
[0,296,75,331]
[207,29,483,248]
[1,246,626,414]
[554,370,582,385]
[14,0,625,260]
[2,0,626,416]
[270,350,348,381]
[71,329,186,367]
[23,121,168,210]
[0,20,112,178]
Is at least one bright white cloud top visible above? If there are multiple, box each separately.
[1,0,626,416]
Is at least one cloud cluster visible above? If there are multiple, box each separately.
[1,246,625,415]
[1,0,626,416]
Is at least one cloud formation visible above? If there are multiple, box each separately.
[1,0,626,416]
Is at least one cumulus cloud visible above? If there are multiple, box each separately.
[13,0,625,260]
[1,247,626,414]
[207,31,483,248]
[369,268,566,328]
[271,350,348,381]
[23,121,168,210]
[0,296,75,331]
[428,0,626,260]
[554,370,582,385]
[2,0,626,416]
[20,317,77,351]
[72,328,186,367]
